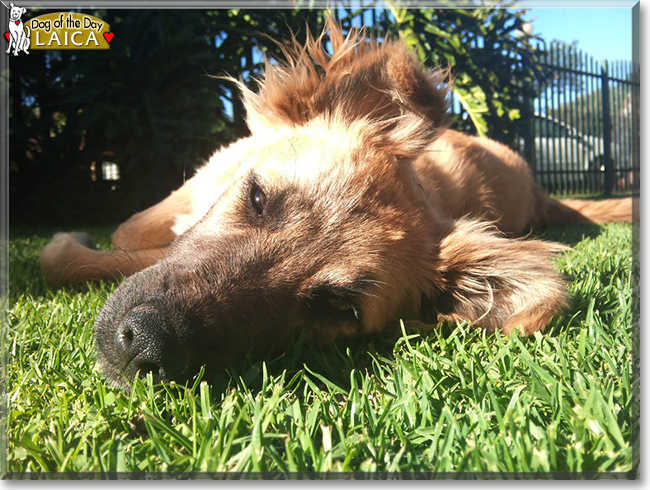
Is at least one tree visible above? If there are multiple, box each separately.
[9,9,325,224]
[384,2,546,145]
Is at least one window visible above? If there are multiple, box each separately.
[102,162,120,181]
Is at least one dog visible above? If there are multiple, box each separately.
[40,21,633,389]
[6,2,30,56]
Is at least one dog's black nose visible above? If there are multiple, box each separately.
[114,305,176,380]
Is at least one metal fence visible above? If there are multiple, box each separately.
[332,10,641,197]
[524,41,640,196]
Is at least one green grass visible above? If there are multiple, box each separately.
[3,223,638,477]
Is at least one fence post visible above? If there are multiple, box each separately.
[601,61,614,196]
[522,94,536,170]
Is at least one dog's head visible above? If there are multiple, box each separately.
[9,3,26,22]
[95,22,566,388]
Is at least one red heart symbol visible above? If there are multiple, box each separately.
[4,32,9,42]
[103,32,114,44]
[15,21,19,25]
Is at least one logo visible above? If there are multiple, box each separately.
[4,2,29,56]
[3,2,113,55]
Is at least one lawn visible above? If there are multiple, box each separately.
[3,223,639,478]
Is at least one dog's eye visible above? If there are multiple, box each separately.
[326,297,360,319]
[250,185,266,216]
[306,287,362,324]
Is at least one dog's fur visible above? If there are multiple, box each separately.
[40,22,634,387]
[6,3,30,56]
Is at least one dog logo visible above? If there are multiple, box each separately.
[3,1,30,56]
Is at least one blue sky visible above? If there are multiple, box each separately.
[522,7,634,62]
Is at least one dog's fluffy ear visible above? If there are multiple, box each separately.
[235,20,449,157]
[421,219,568,335]
[353,47,450,159]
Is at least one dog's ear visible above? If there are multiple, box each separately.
[347,43,450,159]
[419,219,568,335]
[22,7,26,14]
[235,20,449,157]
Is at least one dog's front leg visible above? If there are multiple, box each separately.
[21,34,29,54]
[12,33,21,56]
[40,232,170,286]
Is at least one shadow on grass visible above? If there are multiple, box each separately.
[197,330,400,399]
[529,223,606,247]
[198,318,469,401]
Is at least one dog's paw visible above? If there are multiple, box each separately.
[40,232,97,286]
[66,231,98,250]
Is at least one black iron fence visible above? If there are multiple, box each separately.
[523,41,640,196]
[337,14,640,197]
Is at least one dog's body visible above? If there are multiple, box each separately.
[6,3,30,56]
[40,23,633,388]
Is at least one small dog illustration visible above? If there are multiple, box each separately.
[6,2,30,56]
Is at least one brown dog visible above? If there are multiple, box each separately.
[40,22,632,388]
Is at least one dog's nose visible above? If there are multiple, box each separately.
[114,305,176,379]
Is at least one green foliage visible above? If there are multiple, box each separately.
[8,9,331,225]
[5,223,638,475]
[10,10,225,223]
[386,2,545,142]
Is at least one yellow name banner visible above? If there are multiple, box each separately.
[28,12,112,50]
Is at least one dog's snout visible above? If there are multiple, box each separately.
[114,305,177,380]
